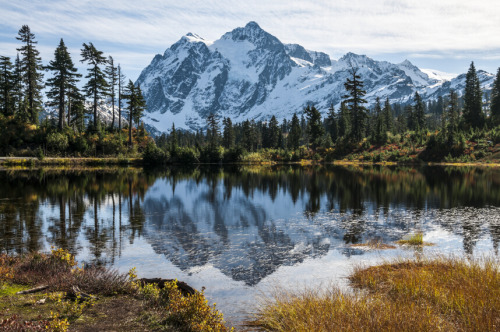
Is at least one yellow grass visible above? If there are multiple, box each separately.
[252,256,500,331]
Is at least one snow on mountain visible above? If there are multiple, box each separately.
[136,22,495,132]
[421,68,458,82]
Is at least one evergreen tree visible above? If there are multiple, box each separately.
[373,97,387,144]
[12,54,24,116]
[169,123,178,153]
[118,64,126,131]
[16,25,44,124]
[343,68,367,142]
[206,113,220,150]
[462,62,484,129]
[304,105,324,150]
[0,56,14,115]
[446,89,460,144]
[45,39,81,130]
[268,115,280,149]
[105,56,118,129]
[490,67,500,126]
[242,120,253,151]
[122,80,146,146]
[413,92,426,131]
[222,117,235,149]
[338,101,351,138]
[382,98,394,134]
[80,42,108,129]
[288,113,301,150]
[326,104,338,142]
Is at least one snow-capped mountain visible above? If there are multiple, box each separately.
[136,22,495,131]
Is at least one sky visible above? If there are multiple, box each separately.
[0,0,499,81]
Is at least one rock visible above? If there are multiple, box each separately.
[139,278,196,296]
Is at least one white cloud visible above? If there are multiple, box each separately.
[1,0,499,78]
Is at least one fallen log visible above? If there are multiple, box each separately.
[16,285,49,295]
[139,278,196,296]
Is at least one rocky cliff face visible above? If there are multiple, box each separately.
[136,22,494,132]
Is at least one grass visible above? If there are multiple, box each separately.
[251,256,500,331]
[0,249,233,331]
[396,232,434,246]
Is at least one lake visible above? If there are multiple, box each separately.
[0,165,499,327]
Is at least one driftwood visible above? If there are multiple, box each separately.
[65,286,97,302]
[16,285,49,295]
[139,278,196,296]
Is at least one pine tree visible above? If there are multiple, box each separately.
[326,104,338,143]
[490,67,500,126]
[118,64,126,131]
[12,54,24,116]
[105,56,118,129]
[338,101,350,139]
[242,120,253,151]
[222,117,235,149]
[80,42,108,129]
[122,80,146,146]
[343,68,367,142]
[446,89,460,144]
[268,115,280,149]
[413,92,426,131]
[206,113,220,150]
[169,123,178,153]
[45,39,81,130]
[16,25,44,124]
[288,113,301,150]
[463,62,484,129]
[304,105,324,150]
[373,97,387,144]
[0,56,14,115]
[382,98,394,134]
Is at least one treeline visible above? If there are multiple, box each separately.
[0,25,148,157]
[147,64,500,164]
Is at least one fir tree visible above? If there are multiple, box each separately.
[288,113,301,150]
[206,113,220,150]
[16,25,44,124]
[304,105,324,150]
[490,68,500,126]
[12,54,24,116]
[382,98,394,134]
[338,101,351,138]
[343,68,367,142]
[80,42,108,129]
[105,56,118,129]
[118,64,126,131]
[169,123,178,153]
[122,80,146,146]
[268,115,280,149]
[326,104,338,142]
[463,62,484,129]
[373,97,387,144]
[45,39,81,130]
[413,92,426,131]
[222,117,235,149]
[446,89,460,144]
[0,55,14,115]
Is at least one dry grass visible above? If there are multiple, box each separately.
[351,238,396,250]
[252,256,500,331]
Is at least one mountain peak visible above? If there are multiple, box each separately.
[245,21,261,30]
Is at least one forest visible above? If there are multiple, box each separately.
[2,25,500,165]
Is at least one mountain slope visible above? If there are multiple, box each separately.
[136,22,494,132]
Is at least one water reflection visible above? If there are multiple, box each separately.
[0,165,499,285]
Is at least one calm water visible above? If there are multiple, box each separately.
[1,165,499,326]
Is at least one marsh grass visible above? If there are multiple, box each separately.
[252,256,500,331]
[396,232,434,246]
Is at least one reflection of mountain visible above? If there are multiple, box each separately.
[143,189,332,286]
[1,166,499,284]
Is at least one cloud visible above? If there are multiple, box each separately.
[1,0,499,78]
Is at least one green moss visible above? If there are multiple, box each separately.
[0,283,29,296]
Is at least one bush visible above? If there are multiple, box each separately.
[143,142,167,165]
[46,132,69,155]
[223,147,244,163]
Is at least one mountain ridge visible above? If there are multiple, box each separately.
[136,22,494,132]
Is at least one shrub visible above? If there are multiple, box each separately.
[143,142,167,165]
[46,132,69,155]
